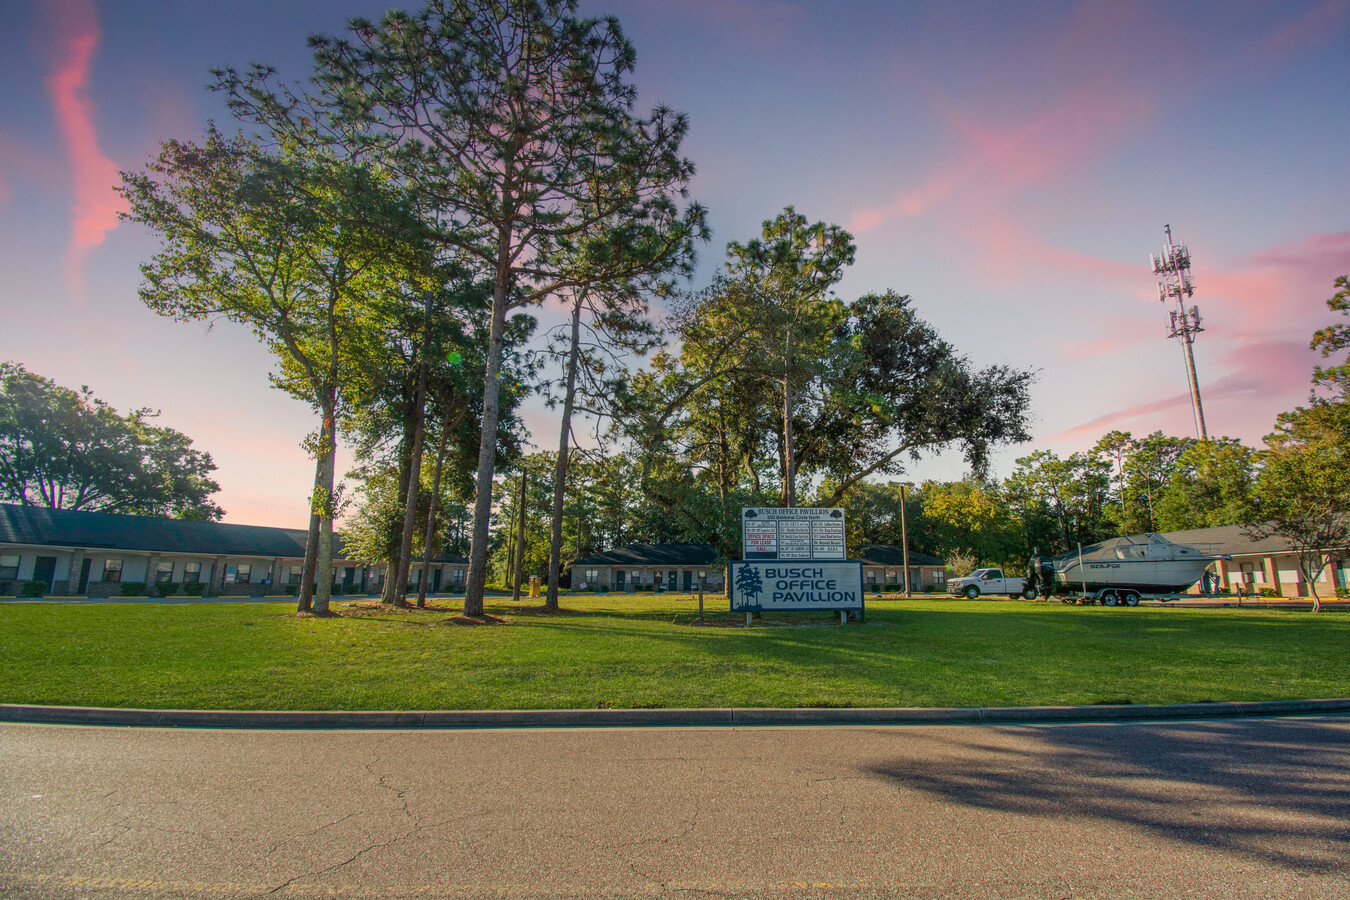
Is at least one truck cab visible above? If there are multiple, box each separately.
[946,567,1030,600]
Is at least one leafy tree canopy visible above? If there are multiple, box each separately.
[0,362,222,520]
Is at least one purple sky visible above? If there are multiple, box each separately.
[2,0,1348,528]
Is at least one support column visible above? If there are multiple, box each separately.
[67,549,86,596]
[207,556,227,598]
[145,554,161,595]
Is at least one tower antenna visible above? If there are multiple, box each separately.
[1149,225,1208,439]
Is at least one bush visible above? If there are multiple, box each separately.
[284,584,300,596]
[599,585,609,593]
[20,580,45,598]
[0,579,13,596]
[157,582,180,598]
[182,582,206,597]
[344,584,364,595]
[1337,587,1349,599]
[119,581,148,597]
[1259,587,1280,598]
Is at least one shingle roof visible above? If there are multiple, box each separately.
[571,543,719,567]
[1158,524,1347,556]
[0,503,468,563]
[857,544,946,567]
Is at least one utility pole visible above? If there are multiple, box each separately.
[891,481,914,597]
[1150,225,1209,440]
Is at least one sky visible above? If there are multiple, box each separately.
[2,0,1348,528]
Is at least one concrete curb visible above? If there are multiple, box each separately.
[3,698,1349,730]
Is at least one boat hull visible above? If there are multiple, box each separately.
[1054,557,1220,595]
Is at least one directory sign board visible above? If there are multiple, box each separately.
[741,507,846,560]
[728,561,864,612]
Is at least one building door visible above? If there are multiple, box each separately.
[77,558,92,594]
[683,570,692,591]
[33,556,57,591]
[433,568,443,592]
[615,570,626,591]
[343,567,356,588]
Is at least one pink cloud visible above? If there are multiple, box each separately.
[678,0,804,47]
[1201,232,1350,340]
[1059,317,1160,364]
[1259,0,1350,62]
[852,86,1151,234]
[45,0,127,298]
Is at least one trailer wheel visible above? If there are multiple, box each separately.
[964,585,980,600]
[1102,591,1118,606]
[1123,591,1140,607]
[1022,587,1038,600]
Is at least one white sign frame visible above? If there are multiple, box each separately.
[741,507,846,561]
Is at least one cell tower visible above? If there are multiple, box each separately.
[1149,225,1208,440]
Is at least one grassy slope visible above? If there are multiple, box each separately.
[1,595,1346,711]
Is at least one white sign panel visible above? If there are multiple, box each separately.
[741,507,846,560]
[729,561,865,611]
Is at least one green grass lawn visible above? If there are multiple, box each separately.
[1,594,1347,711]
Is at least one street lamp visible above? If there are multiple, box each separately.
[890,481,914,598]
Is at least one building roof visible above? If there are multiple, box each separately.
[571,543,719,567]
[857,544,946,567]
[1158,524,1347,557]
[0,503,468,563]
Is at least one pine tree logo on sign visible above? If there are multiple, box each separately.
[735,565,764,602]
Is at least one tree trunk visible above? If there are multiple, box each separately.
[312,394,337,615]
[382,386,418,606]
[464,273,511,618]
[394,301,433,607]
[297,508,319,613]
[782,375,796,507]
[547,295,584,610]
[416,413,453,609]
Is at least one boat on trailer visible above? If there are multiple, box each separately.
[1032,533,1230,604]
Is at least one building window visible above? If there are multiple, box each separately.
[931,570,945,584]
[289,565,303,585]
[454,569,464,584]
[0,554,18,580]
[103,559,123,583]
[184,562,202,584]
[156,561,174,583]
[236,564,251,584]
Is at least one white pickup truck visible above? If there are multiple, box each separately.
[947,567,1035,600]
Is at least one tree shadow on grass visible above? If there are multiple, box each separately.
[862,718,1350,874]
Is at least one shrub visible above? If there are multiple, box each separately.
[156,582,180,598]
[0,579,13,596]
[119,581,148,597]
[344,584,364,595]
[1258,587,1280,598]
[284,584,300,596]
[599,585,609,593]
[20,580,45,598]
[181,582,206,597]
[1337,587,1349,599]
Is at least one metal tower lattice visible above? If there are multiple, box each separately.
[1150,225,1208,440]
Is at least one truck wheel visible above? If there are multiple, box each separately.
[964,586,980,600]
[1022,587,1037,600]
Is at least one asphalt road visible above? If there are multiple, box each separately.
[3,718,1349,899]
